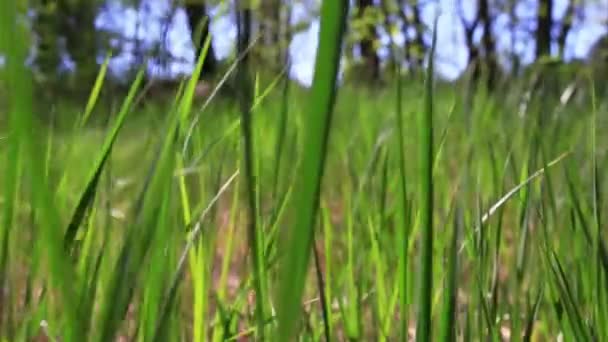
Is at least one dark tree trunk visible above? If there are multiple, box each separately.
[508,0,521,75]
[536,0,553,59]
[397,3,412,64]
[236,3,252,62]
[399,1,425,68]
[235,1,253,106]
[380,0,397,73]
[31,0,100,94]
[410,2,425,68]
[185,1,217,74]
[357,0,380,80]
[33,0,62,82]
[557,0,574,59]
[260,0,281,65]
[479,0,498,89]
[458,0,480,71]
[59,0,98,83]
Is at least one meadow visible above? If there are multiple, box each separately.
[2,2,608,341]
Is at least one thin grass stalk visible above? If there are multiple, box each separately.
[440,206,461,342]
[312,241,331,342]
[587,73,606,339]
[272,62,291,201]
[64,68,144,252]
[321,203,335,339]
[415,16,438,342]
[235,4,270,339]
[393,39,411,342]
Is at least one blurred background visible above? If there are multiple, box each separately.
[2,0,607,95]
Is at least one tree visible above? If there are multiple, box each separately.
[506,0,521,75]
[60,0,99,84]
[536,0,553,59]
[397,0,425,69]
[458,0,481,72]
[356,0,380,81]
[258,0,282,65]
[479,0,499,88]
[458,0,498,89]
[32,0,100,89]
[32,0,62,83]
[185,0,217,75]
[556,0,575,59]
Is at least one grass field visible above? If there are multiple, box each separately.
[3,2,608,341]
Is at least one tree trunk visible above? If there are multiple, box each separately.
[557,0,574,59]
[479,0,498,89]
[185,1,217,75]
[410,2,425,68]
[508,0,521,75]
[380,0,397,73]
[32,0,62,83]
[59,0,99,84]
[458,0,480,74]
[236,2,252,63]
[31,0,101,94]
[399,1,425,69]
[536,0,553,59]
[357,0,380,80]
[259,0,281,65]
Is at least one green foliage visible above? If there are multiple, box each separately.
[3,3,608,341]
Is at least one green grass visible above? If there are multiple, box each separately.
[3,3,608,341]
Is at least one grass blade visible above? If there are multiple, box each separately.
[275,1,349,339]
[79,53,111,127]
[440,206,461,342]
[64,68,144,252]
[1,3,82,340]
[415,15,438,342]
[235,7,270,339]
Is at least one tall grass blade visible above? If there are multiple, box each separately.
[64,68,144,252]
[312,241,331,342]
[275,1,349,339]
[546,250,593,340]
[0,3,82,340]
[415,16,438,342]
[153,170,239,341]
[393,38,411,342]
[272,63,291,201]
[235,7,270,339]
[522,287,543,342]
[79,53,111,127]
[0,5,23,334]
[440,206,461,342]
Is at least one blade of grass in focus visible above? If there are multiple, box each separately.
[64,68,144,252]
[80,54,111,127]
[275,1,349,339]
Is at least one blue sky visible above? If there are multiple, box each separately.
[93,0,606,85]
